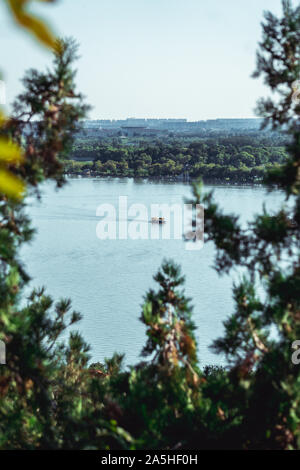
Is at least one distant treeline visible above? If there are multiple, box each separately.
[66,136,289,183]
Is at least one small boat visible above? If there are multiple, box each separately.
[151,217,166,224]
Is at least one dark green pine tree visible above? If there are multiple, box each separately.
[0,39,131,450]
[110,260,206,450]
[186,0,300,449]
[140,259,198,373]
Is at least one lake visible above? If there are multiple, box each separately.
[22,177,284,367]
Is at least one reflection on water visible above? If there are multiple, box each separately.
[22,178,284,367]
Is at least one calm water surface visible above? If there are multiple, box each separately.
[22,178,284,367]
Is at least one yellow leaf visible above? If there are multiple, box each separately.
[0,168,25,199]
[0,111,25,199]
[6,0,56,49]
[0,110,5,126]
[0,138,24,163]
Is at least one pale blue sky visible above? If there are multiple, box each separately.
[0,0,285,120]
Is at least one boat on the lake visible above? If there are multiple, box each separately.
[151,217,166,224]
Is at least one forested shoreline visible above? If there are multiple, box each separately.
[65,134,289,183]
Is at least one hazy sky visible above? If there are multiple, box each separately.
[0,0,285,120]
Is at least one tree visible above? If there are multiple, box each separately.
[0,0,57,199]
[140,260,198,373]
[186,0,300,449]
[0,39,128,450]
[113,261,205,449]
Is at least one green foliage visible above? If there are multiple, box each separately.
[0,39,119,450]
[8,37,90,189]
[182,0,300,448]
[141,260,197,371]
[67,136,289,183]
[1,0,300,451]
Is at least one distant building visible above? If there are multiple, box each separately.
[121,126,147,137]
[75,127,100,138]
[121,126,166,137]
[74,118,264,139]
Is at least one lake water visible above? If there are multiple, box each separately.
[22,178,284,368]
